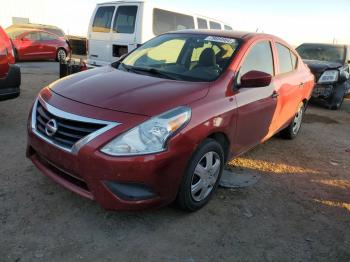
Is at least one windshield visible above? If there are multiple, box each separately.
[119,33,240,82]
[296,44,345,64]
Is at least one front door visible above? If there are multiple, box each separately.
[234,40,278,154]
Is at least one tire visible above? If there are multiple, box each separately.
[177,139,224,212]
[328,84,347,110]
[280,102,305,140]
[56,48,67,62]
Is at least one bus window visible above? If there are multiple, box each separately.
[197,18,208,29]
[113,6,138,34]
[153,8,195,35]
[92,6,115,33]
[209,21,221,30]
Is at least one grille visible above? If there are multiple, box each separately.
[35,101,106,150]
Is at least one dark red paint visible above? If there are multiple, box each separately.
[27,31,314,210]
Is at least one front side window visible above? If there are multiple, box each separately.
[113,6,138,34]
[120,34,240,82]
[238,41,274,84]
[209,21,221,30]
[26,32,40,41]
[153,9,195,35]
[224,25,233,30]
[276,43,296,74]
[296,44,345,64]
[197,18,208,29]
[92,6,115,33]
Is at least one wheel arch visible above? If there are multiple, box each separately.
[207,132,230,163]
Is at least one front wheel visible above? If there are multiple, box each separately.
[280,103,305,140]
[177,139,224,212]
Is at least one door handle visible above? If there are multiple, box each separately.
[271,91,279,99]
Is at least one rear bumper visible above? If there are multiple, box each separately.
[0,64,21,101]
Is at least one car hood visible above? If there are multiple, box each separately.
[303,59,342,74]
[50,66,209,116]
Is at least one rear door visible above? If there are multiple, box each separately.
[111,4,140,60]
[234,40,278,154]
[88,5,116,66]
[272,42,303,131]
[39,32,58,59]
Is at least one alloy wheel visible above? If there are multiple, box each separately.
[57,49,66,61]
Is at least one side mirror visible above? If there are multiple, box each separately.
[240,70,272,88]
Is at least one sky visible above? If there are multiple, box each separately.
[0,0,349,46]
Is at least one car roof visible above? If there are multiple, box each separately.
[167,29,277,41]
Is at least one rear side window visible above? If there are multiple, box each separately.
[92,6,115,33]
[276,43,297,74]
[153,8,195,35]
[197,18,208,29]
[209,21,221,30]
[40,32,56,41]
[113,6,138,34]
[224,25,232,30]
[238,41,274,84]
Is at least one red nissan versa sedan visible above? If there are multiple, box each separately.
[27,30,314,211]
[6,28,70,62]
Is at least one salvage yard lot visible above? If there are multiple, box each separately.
[1,62,350,262]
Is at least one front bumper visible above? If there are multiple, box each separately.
[26,95,195,211]
[312,84,334,99]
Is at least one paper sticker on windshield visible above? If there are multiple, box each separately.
[204,36,237,44]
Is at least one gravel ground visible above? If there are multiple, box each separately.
[1,62,349,262]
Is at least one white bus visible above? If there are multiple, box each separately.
[87,0,233,67]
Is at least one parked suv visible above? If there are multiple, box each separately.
[0,26,20,101]
[296,43,350,110]
[27,30,314,211]
[7,28,71,62]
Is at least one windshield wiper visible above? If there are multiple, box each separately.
[121,64,181,80]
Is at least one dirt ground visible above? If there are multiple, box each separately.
[1,62,349,262]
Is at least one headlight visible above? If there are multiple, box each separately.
[101,107,191,156]
[318,70,339,84]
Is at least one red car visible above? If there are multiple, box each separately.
[0,26,20,101]
[7,28,70,62]
[27,30,314,211]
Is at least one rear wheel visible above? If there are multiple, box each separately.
[56,48,67,62]
[280,103,304,140]
[177,139,224,212]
